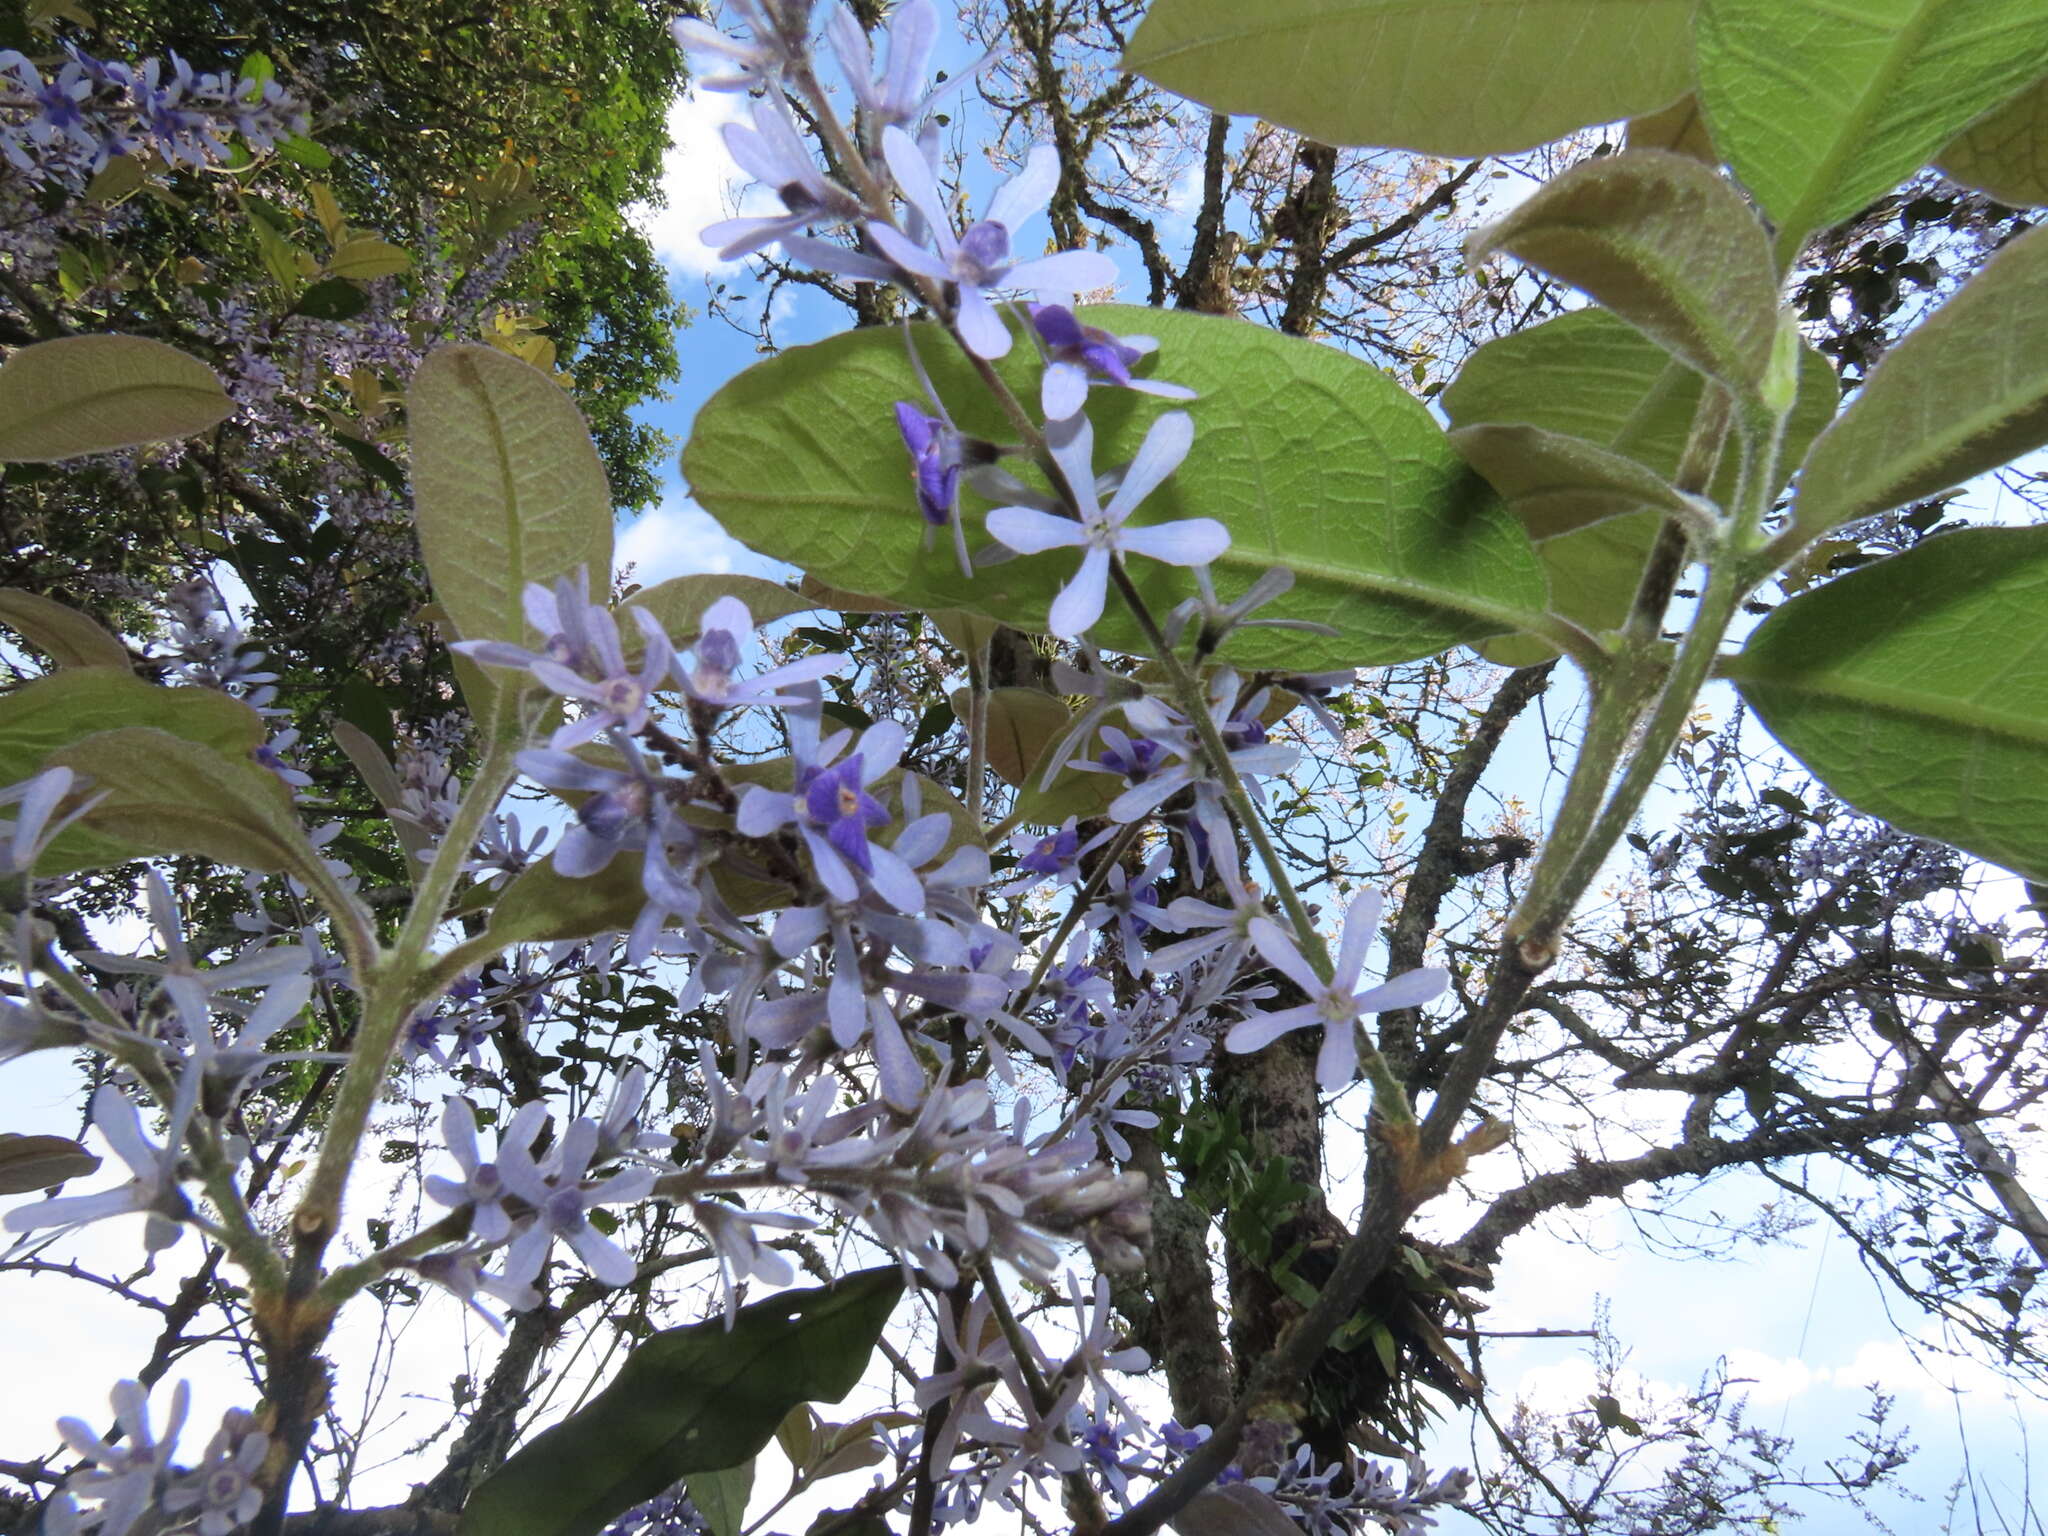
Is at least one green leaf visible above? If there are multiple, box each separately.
[1790,223,2048,538]
[1011,722,1125,826]
[483,852,647,948]
[328,235,412,279]
[1937,75,2048,206]
[1467,151,1780,399]
[83,154,147,204]
[292,277,369,321]
[410,344,615,650]
[620,574,813,650]
[684,1463,754,1536]
[1476,512,1661,666]
[0,1133,99,1195]
[1726,525,2048,883]
[951,687,1070,788]
[49,728,334,881]
[0,671,265,869]
[0,335,232,462]
[1119,0,1692,155]
[459,1269,903,1536]
[0,589,129,670]
[1444,310,1839,508]
[1444,309,1838,660]
[1695,0,2048,260]
[276,133,333,171]
[1447,423,1697,539]
[684,307,1545,671]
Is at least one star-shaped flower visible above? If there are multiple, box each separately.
[1225,888,1450,1089]
[985,411,1229,639]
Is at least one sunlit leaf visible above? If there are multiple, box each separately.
[685,307,1545,671]
[1696,0,2048,259]
[1727,525,2048,883]
[410,344,614,651]
[1791,223,2048,537]
[0,335,232,462]
[1120,0,1692,155]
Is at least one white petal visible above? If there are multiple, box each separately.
[1224,1005,1319,1054]
[1048,547,1110,639]
[1336,887,1385,990]
[1106,410,1194,522]
[955,285,1012,359]
[1315,1020,1359,1090]
[1042,360,1089,421]
[881,124,955,255]
[987,505,1086,556]
[1250,917,1325,998]
[1044,411,1101,519]
[987,144,1059,232]
[1116,517,1230,567]
[866,220,952,281]
[1006,249,1119,295]
[1355,966,1450,1014]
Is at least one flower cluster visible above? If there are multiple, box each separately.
[0,46,308,183]
[39,1379,267,1536]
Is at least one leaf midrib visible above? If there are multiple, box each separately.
[0,381,220,455]
[1731,665,2048,749]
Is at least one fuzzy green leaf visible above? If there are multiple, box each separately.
[1937,75,2048,206]
[0,335,232,462]
[410,344,615,652]
[459,1270,902,1536]
[1447,423,1697,540]
[1727,525,2048,883]
[1467,151,1779,398]
[1792,223,2048,537]
[684,307,1545,671]
[0,589,130,670]
[0,672,267,870]
[1696,0,2048,259]
[1120,0,1692,155]
[50,728,327,881]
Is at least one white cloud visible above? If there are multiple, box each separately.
[1722,1347,1819,1405]
[632,89,773,278]
[616,492,781,587]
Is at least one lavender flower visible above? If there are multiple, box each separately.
[161,1408,268,1536]
[1029,304,1196,421]
[896,401,963,527]
[4,1082,199,1252]
[825,0,985,134]
[702,95,864,261]
[670,595,838,711]
[986,412,1229,639]
[863,128,1118,359]
[51,1378,189,1536]
[425,1098,546,1245]
[1226,888,1450,1089]
[501,1115,657,1289]
[737,717,927,912]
